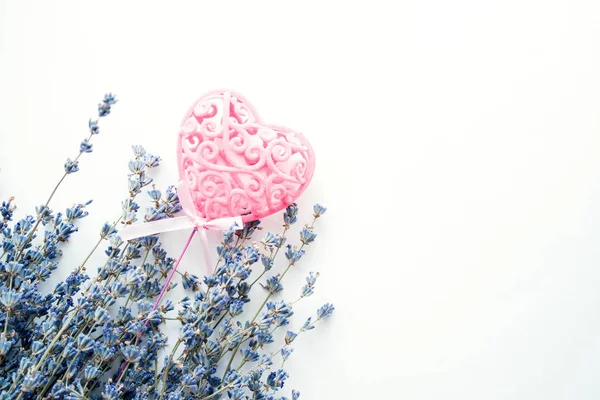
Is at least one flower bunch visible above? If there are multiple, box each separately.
[0,95,333,400]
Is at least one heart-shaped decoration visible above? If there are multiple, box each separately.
[177,90,315,223]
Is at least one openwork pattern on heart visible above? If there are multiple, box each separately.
[178,90,315,222]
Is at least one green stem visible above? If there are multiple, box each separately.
[31,310,76,372]
[212,317,323,400]
[158,339,183,400]
[80,237,103,268]
[13,174,67,264]
[37,373,59,399]
[25,239,123,383]
[211,310,229,330]
[153,357,159,390]
[73,320,90,339]
[12,134,96,264]
[221,255,299,379]
[82,217,122,276]
[220,296,267,376]
[3,276,12,334]
[141,247,150,267]
[85,321,98,336]
[251,227,288,289]
[199,383,236,400]
[85,363,111,394]
[16,306,81,400]
[249,270,267,288]
[7,369,25,394]
[60,350,81,386]
[124,291,134,309]
[124,249,150,308]
[236,325,278,373]
[219,220,315,381]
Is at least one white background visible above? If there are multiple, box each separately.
[1,1,600,399]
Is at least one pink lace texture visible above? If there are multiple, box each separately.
[177,90,315,223]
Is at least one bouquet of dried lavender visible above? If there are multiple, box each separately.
[0,95,333,400]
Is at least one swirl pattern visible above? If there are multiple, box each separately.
[177,90,315,222]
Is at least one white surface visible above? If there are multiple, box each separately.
[1,1,600,398]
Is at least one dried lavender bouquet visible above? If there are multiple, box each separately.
[0,95,333,400]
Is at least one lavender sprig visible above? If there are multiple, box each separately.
[9,94,118,267]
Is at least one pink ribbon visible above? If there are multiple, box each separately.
[118,180,243,274]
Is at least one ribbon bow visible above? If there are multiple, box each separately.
[118,180,243,274]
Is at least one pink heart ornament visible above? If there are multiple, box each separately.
[177,90,315,223]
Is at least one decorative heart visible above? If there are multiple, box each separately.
[177,90,315,223]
